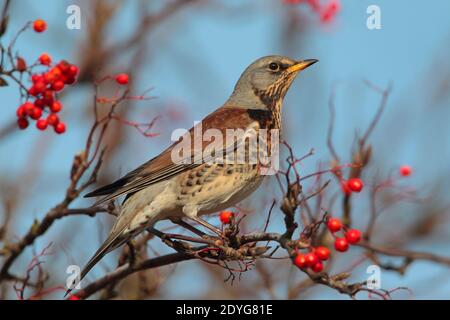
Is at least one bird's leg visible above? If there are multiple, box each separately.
[126,241,137,266]
[182,205,223,237]
[147,227,166,240]
[169,217,210,238]
[147,227,190,251]
[188,216,223,237]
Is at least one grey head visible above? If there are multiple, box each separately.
[225,55,318,110]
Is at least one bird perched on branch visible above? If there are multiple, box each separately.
[70,55,317,292]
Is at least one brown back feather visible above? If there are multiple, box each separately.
[84,107,267,206]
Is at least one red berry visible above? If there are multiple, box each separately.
[64,76,76,85]
[47,113,59,126]
[16,105,27,118]
[334,237,349,252]
[34,99,46,109]
[44,72,56,84]
[50,101,62,113]
[30,107,43,120]
[328,0,340,11]
[65,77,77,85]
[68,65,79,77]
[36,119,48,130]
[345,229,361,245]
[312,261,324,273]
[327,217,342,232]
[399,165,412,177]
[341,181,352,195]
[54,122,66,134]
[58,60,71,74]
[23,102,35,115]
[115,73,129,85]
[320,0,340,23]
[219,210,234,224]
[61,74,76,85]
[17,118,29,129]
[43,90,54,103]
[314,246,330,261]
[293,254,307,269]
[50,67,62,78]
[32,74,43,83]
[43,99,53,107]
[305,252,319,267]
[60,74,69,83]
[28,86,38,96]
[34,81,47,94]
[33,19,47,33]
[67,295,80,300]
[39,53,52,66]
[346,178,364,193]
[52,80,64,91]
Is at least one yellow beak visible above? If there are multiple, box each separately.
[287,59,318,73]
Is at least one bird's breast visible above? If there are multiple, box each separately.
[175,162,264,214]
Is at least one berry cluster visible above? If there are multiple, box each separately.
[293,246,329,272]
[284,0,340,23]
[219,210,234,224]
[341,177,364,195]
[326,217,361,252]
[16,58,78,133]
[11,19,80,134]
[293,217,362,273]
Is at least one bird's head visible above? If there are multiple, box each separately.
[226,55,318,110]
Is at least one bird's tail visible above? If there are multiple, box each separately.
[64,231,128,298]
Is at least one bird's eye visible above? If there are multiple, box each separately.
[269,62,280,71]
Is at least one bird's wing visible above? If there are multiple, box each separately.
[84,107,259,206]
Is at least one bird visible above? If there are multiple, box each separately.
[71,55,317,291]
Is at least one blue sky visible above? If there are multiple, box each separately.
[1,0,450,299]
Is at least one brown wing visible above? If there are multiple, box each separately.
[84,107,257,206]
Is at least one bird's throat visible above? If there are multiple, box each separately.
[252,86,284,130]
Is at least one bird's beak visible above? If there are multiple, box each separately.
[287,59,318,73]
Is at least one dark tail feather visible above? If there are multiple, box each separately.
[64,232,127,298]
[84,177,129,198]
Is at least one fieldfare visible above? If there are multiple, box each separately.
[74,55,317,287]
